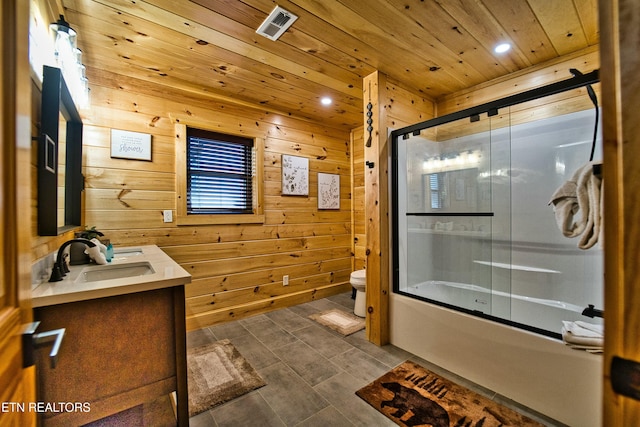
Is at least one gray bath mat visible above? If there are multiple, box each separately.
[309,308,365,336]
[187,339,266,416]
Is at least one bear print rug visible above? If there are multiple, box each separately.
[356,361,543,427]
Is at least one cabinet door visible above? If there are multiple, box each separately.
[34,288,183,426]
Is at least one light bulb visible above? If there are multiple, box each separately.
[494,43,511,54]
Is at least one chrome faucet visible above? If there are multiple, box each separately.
[49,238,97,282]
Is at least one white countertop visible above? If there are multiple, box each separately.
[32,245,191,307]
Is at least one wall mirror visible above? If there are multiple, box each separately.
[38,65,83,236]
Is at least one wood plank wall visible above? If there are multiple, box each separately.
[356,76,440,276]
[363,72,435,345]
[351,126,366,271]
[77,70,353,330]
[599,0,640,423]
[30,76,354,331]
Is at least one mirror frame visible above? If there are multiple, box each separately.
[38,65,83,236]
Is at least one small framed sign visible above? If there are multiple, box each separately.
[111,129,152,161]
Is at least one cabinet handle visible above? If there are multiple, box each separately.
[22,321,66,369]
[34,328,66,369]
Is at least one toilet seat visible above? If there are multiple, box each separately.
[350,269,366,289]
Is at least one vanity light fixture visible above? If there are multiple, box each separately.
[320,97,332,106]
[494,43,511,54]
[50,14,76,34]
[49,15,90,109]
[422,149,482,173]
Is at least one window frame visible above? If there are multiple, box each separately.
[176,123,264,225]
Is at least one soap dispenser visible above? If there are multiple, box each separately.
[105,241,114,262]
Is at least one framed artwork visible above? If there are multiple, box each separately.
[282,155,309,196]
[318,173,340,209]
[110,129,152,161]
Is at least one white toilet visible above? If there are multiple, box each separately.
[350,269,366,317]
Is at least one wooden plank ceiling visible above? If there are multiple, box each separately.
[62,0,599,130]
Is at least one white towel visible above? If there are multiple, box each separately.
[574,320,604,336]
[549,162,603,249]
[561,320,603,349]
[85,241,108,265]
[566,344,603,354]
[562,320,603,337]
[90,238,107,257]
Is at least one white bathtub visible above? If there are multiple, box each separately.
[405,280,602,335]
[390,292,602,427]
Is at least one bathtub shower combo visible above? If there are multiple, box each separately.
[390,70,605,427]
[392,70,604,339]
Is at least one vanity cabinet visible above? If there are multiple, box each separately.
[31,245,191,426]
[34,286,187,426]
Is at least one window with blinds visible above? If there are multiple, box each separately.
[429,173,443,209]
[186,128,254,214]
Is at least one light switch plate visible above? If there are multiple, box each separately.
[163,210,173,223]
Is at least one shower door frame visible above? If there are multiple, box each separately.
[390,69,600,339]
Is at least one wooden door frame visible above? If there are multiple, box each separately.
[0,0,36,425]
[600,0,640,424]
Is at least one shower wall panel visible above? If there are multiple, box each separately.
[395,106,603,336]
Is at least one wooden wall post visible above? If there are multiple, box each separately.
[599,0,640,424]
[363,71,390,345]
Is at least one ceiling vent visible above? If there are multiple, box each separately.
[256,6,298,41]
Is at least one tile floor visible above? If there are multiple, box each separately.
[187,292,564,427]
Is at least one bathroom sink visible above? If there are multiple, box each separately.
[75,261,155,283]
[113,248,144,256]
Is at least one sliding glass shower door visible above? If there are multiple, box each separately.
[393,89,604,337]
[396,111,512,320]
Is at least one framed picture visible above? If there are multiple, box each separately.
[318,173,340,209]
[282,155,309,196]
[110,129,152,161]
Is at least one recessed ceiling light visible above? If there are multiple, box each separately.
[494,43,511,54]
[320,97,332,106]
